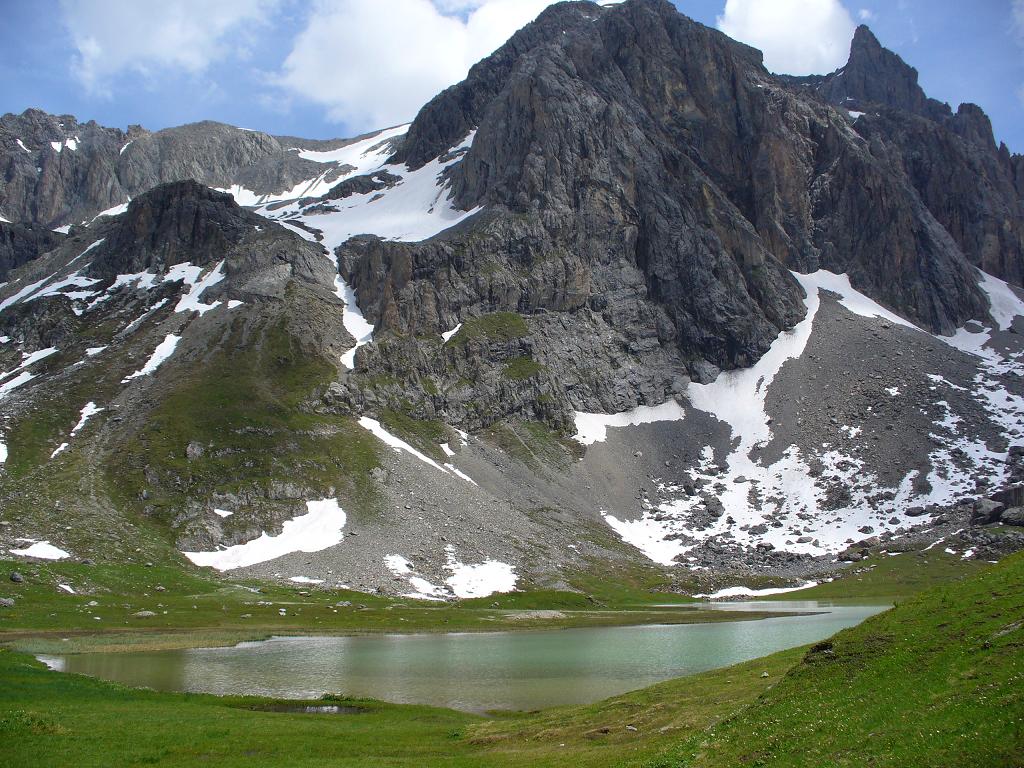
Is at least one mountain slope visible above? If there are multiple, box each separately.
[1,0,1024,597]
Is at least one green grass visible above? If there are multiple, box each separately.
[660,552,1024,767]
[105,317,383,527]
[449,312,528,346]
[763,549,991,602]
[501,355,544,380]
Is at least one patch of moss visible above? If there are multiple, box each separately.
[485,420,578,472]
[502,356,543,380]
[450,312,528,346]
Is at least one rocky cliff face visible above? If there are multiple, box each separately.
[0,222,64,280]
[329,0,1008,436]
[787,25,1024,288]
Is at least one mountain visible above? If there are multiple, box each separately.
[1,0,1023,599]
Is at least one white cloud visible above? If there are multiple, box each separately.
[59,0,279,94]
[858,8,875,22]
[717,0,857,75]
[274,0,557,132]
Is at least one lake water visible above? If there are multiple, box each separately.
[40,601,886,713]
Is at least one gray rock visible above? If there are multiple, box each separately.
[1001,507,1024,527]
[132,610,157,618]
[9,572,23,583]
[0,597,15,608]
[973,499,1005,524]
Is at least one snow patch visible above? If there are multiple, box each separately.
[384,549,517,600]
[694,581,818,599]
[122,334,180,382]
[10,541,70,560]
[573,400,686,446]
[182,499,347,571]
[441,323,462,343]
[444,547,518,599]
[172,261,225,315]
[601,512,683,566]
[289,576,324,585]
[213,509,234,518]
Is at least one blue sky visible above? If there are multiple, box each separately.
[1,0,1022,152]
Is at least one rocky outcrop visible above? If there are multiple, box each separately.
[0,222,64,280]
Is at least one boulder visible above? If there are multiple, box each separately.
[972,499,1005,524]
[1000,507,1024,527]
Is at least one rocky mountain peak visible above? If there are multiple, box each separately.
[826,24,932,115]
[95,180,254,278]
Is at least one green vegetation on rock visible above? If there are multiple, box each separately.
[379,409,451,463]
[105,317,382,525]
[449,312,528,346]
[501,355,544,380]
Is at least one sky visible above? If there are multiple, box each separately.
[0,0,1022,151]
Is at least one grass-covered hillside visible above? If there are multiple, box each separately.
[664,551,1024,767]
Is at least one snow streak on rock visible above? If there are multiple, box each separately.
[359,417,476,485]
[122,334,180,382]
[222,126,481,372]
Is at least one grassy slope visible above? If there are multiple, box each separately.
[763,549,992,602]
[662,552,1024,767]
[106,317,383,531]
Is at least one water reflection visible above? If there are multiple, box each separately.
[43,601,887,713]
